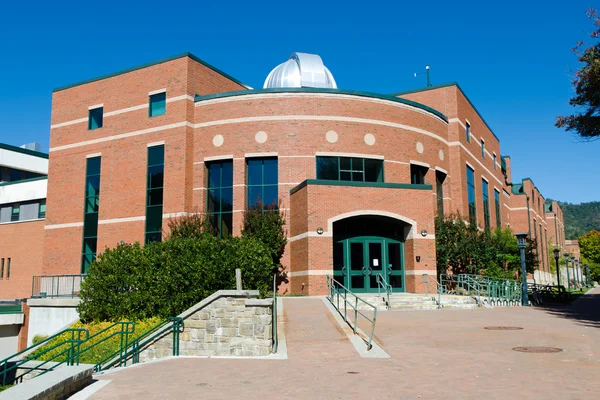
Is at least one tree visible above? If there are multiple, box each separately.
[556,8,600,140]
[579,230,600,283]
[242,202,287,274]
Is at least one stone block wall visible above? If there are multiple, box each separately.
[138,290,273,362]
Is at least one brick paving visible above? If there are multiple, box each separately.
[91,291,600,399]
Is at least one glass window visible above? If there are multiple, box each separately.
[316,156,383,183]
[6,258,10,279]
[494,189,501,227]
[88,107,103,130]
[466,122,471,142]
[82,156,101,274]
[466,165,476,222]
[149,92,166,117]
[246,158,278,209]
[206,160,233,238]
[11,204,20,222]
[410,164,428,185]
[1,259,3,278]
[146,145,164,244]
[493,154,497,171]
[436,171,445,216]
[38,200,46,219]
[482,179,490,229]
[481,140,485,158]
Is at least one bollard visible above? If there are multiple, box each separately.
[236,268,242,290]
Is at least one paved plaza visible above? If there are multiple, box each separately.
[89,289,600,399]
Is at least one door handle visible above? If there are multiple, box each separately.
[342,267,347,276]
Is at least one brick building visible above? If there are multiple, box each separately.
[2,51,573,297]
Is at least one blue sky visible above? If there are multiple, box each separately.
[0,0,596,203]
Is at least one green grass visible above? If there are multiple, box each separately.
[28,318,162,366]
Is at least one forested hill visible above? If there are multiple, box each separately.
[550,200,600,239]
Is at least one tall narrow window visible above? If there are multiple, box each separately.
[316,157,383,182]
[482,179,490,229]
[88,107,103,130]
[82,157,101,273]
[11,204,20,222]
[466,122,471,142]
[1,259,3,278]
[38,200,46,219]
[494,189,501,227]
[6,258,10,279]
[410,164,428,185]
[493,154,497,170]
[247,158,278,209]
[149,92,166,117]
[146,145,165,243]
[207,160,233,238]
[466,165,476,222]
[436,171,445,216]
[539,223,544,271]
[481,139,485,158]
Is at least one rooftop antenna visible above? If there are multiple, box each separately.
[414,65,431,87]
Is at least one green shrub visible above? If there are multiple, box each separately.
[242,202,287,272]
[78,235,273,322]
[31,334,48,345]
[29,318,161,365]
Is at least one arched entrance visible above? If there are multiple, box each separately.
[332,215,408,293]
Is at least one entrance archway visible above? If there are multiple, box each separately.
[332,215,409,293]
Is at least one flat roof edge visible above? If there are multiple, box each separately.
[0,143,48,159]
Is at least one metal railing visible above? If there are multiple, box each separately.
[439,274,521,306]
[326,275,377,350]
[0,328,89,386]
[76,322,135,371]
[272,274,278,353]
[376,274,392,310]
[31,274,86,298]
[421,274,446,308]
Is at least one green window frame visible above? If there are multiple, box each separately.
[38,200,46,219]
[149,92,166,117]
[482,179,490,229]
[207,160,233,238]
[247,158,278,209]
[410,164,428,185]
[316,156,383,183]
[88,107,103,130]
[466,165,476,223]
[145,145,165,244]
[466,122,471,142]
[11,204,20,222]
[494,189,501,227]
[81,157,101,273]
[436,171,445,216]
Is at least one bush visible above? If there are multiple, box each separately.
[78,235,273,322]
[31,334,48,345]
[242,202,287,272]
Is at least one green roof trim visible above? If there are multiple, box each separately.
[391,82,501,142]
[53,52,248,93]
[194,87,448,122]
[511,183,524,195]
[0,142,48,159]
[0,176,47,187]
[290,179,433,195]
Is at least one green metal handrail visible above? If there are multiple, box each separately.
[272,274,278,353]
[421,274,446,308]
[97,317,184,371]
[326,275,377,350]
[0,328,89,386]
[74,322,134,370]
[375,274,391,310]
[439,274,521,306]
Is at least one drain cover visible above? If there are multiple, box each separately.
[346,371,360,374]
[512,346,563,353]
[484,326,523,330]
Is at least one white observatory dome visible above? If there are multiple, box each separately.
[263,52,337,89]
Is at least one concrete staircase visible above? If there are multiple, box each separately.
[358,293,479,311]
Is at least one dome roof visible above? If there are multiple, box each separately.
[263,52,337,89]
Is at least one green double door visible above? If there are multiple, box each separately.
[333,236,405,293]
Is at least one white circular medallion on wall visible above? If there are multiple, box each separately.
[364,133,376,146]
[439,149,444,160]
[416,142,424,154]
[326,130,338,143]
[212,134,224,147]
[255,131,268,144]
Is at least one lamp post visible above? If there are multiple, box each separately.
[553,248,561,287]
[575,259,580,288]
[516,232,529,306]
[584,265,590,287]
[564,253,571,291]
[570,256,576,290]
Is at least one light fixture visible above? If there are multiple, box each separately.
[120,240,125,245]
[316,227,324,235]
[515,232,527,249]
[420,229,427,237]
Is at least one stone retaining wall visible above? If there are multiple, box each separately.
[138,290,273,362]
[0,365,93,400]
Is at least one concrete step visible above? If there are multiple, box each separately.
[390,303,439,311]
[441,303,479,310]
